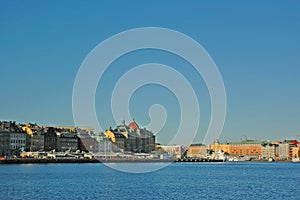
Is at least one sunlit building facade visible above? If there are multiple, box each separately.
[207,140,229,154]
[104,119,155,153]
[261,142,279,160]
[160,145,186,159]
[229,140,263,159]
[187,144,207,158]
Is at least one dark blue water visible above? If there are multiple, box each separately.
[0,162,299,199]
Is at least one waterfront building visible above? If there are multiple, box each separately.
[115,120,134,152]
[119,119,156,153]
[0,121,27,156]
[278,140,299,160]
[44,127,58,151]
[229,140,263,159]
[283,140,299,158]
[53,126,76,133]
[278,143,289,160]
[92,132,112,154]
[187,144,207,158]
[105,119,156,153]
[27,130,45,152]
[56,132,78,152]
[105,129,126,152]
[8,122,27,156]
[77,129,97,153]
[0,131,10,156]
[261,142,279,160]
[20,123,45,152]
[0,121,16,132]
[159,145,186,159]
[22,124,34,136]
[292,144,300,158]
[9,131,27,155]
[207,139,230,154]
[54,126,94,135]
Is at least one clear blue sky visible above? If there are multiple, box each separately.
[0,1,299,144]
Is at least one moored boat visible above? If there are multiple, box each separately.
[268,157,275,162]
[228,156,251,162]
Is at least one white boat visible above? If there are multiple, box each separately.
[206,149,226,162]
[292,157,300,162]
[268,158,275,162]
[228,157,234,162]
[228,156,251,162]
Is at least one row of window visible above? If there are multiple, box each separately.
[231,150,259,153]
[10,140,26,144]
[10,134,26,138]
[230,144,262,147]
[10,145,25,149]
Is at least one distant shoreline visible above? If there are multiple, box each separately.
[0,158,174,164]
[0,158,295,164]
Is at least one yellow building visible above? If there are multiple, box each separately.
[187,144,207,158]
[207,140,229,154]
[104,129,126,152]
[22,124,33,136]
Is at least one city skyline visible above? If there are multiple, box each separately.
[1,1,299,144]
[0,119,298,146]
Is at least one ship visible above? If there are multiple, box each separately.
[206,149,226,162]
[228,156,251,162]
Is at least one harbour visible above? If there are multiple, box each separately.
[1,162,299,199]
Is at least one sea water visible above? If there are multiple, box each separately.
[0,162,299,199]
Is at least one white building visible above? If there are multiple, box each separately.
[278,143,289,160]
[92,132,112,154]
[261,143,278,160]
[160,145,186,159]
[10,132,27,155]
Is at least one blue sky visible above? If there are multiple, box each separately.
[0,1,299,144]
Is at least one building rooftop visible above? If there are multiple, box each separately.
[128,119,139,130]
[189,144,205,147]
[229,140,264,145]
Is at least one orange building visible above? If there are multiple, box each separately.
[229,140,263,159]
